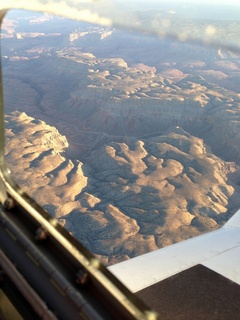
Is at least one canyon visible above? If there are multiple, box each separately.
[2,11,240,265]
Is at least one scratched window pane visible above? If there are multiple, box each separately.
[2,8,240,266]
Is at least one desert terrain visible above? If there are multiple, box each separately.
[2,10,240,265]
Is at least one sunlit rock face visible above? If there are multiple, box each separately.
[83,127,238,261]
[5,112,240,265]
[5,112,88,207]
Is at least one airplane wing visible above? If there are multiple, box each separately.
[109,209,240,318]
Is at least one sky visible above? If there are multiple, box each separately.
[154,0,239,4]
[120,0,240,6]
[116,0,240,21]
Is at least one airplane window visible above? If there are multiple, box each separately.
[2,6,240,266]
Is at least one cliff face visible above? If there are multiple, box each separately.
[5,112,240,265]
[5,111,88,208]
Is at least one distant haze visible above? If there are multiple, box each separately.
[117,1,240,20]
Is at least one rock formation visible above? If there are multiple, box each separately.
[5,112,240,265]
